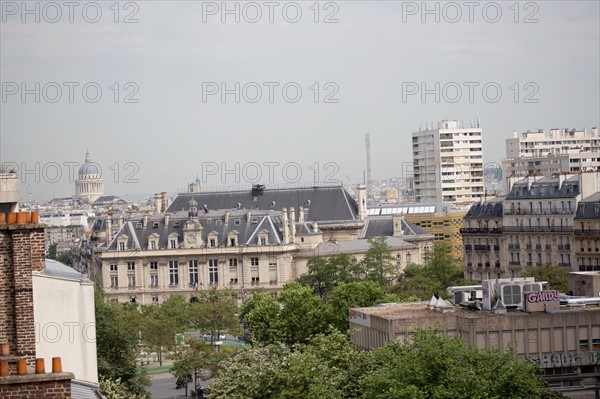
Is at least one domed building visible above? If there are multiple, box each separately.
[74,151,104,203]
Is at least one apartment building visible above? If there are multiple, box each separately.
[574,193,600,272]
[503,127,600,192]
[412,120,484,204]
[462,172,600,280]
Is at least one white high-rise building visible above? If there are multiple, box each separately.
[503,127,600,192]
[412,120,484,204]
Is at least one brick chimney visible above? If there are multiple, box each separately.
[0,212,45,365]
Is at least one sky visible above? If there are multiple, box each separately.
[1,0,598,203]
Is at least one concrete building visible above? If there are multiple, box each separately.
[350,276,600,398]
[0,168,19,213]
[74,151,104,203]
[462,171,600,280]
[503,127,600,192]
[412,120,484,204]
[574,193,600,272]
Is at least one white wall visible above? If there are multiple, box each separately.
[33,274,98,384]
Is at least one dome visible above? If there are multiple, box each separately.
[79,151,101,177]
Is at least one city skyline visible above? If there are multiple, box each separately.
[1,1,598,202]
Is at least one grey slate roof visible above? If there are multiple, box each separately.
[362,217,431,239]
[575,192,600,219]
[93,195,128,205]
[106,210,316,251]
[166,186,359,222]
[465,197,504,219]
[303,236,417,257]
[71,380,102,399]
[507,175,579,199]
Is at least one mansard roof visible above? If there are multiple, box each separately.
[506,175,579,200]
[465,197,504,219]
[166,186,359,222]
[361,217,431,239]
[105,209,314,251]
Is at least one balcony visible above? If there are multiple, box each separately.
[474,245,491,251]
[574,229,600,237]
[495,261,501,268]
[465,245,472,250]
[559,263,571,268]
[485,261,490,268]
[477,263,483,268]
[526,244,532,250]
[509,261,521,266]
[508,244,521,250]
[545,244,552,250]
[526,262,533,266]
[460,228,502,235]
[503,226,574,233]
[494,245,500,251]
[536,244,542,250]
[466,262,472,267]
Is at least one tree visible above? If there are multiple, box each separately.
[298,254,363,299]
[523,264,569,293]
[47,243,58,259]
[190,288,239,345]
[241,283,327,346]
[171,338,225,394]
[139,295,191,366]
[326,281,397,332]
[95,289,150,398]
[207,330,365,399]
[391,264,445,300]
[361,237,397,286]
[360,330,563,399]
[56,251,71,265]
[422,242,464,289]
[240,292,285,345]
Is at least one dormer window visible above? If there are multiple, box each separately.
[119,242,125,251]
[251,217,258,224]
[234,219,241,225]
[215,220,222,226]
[148,233,160,250]
[153,222,159,228]
[173,221,180,228]
[170,239,177,249]
[228,230,239,247]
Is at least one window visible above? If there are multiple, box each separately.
[127,274,136,287]
[251,257,259,266]
[260,237,267,246]
[173,221,180,227]
[230,238,236,246]
[580,340,589,350]
[152,296,159,303]
[215,220,222,226]
[170,239,177,249]
[150,274,158,287]
[269,259,277,282]
[149,261,158,270]
[153,222,159,228]
[251,217,258,224]
[127,262,135,271]
[110,276,118,287]
[119,242,125,251]
[229,259,238,284]
[209,259,218,284]
[150,241,156,250]
[396,254,401,265]
[169,261,179,285]
[251,260,259,284]
[406,253,411,264]
[234,219,241,225]
[109,264,118,272]
[209,238,216,248]
[189,260,198,285]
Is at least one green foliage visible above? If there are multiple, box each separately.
[242,283,327,345]
[47,243,57,259]
[171,338,227,391]
[208,329,560,399]
[208,330,365,399]
[360,237,397,286]
[523,264,569,293]
[361,330,560,399]
[55,251,71,265]
[190,288,240,344]
[326,281,397,332]
[139,295,191,366]
[95,289,150,398]
[99,378,147,399]
[422,242,464,289]
[298,254,363,299]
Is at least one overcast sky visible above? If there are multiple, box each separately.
[1,0,598,202]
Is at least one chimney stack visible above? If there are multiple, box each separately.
[105,218,112,245]
[312,221,318,233]
[298,207,304,223]
[224,212,229,225]
[281,208,289,244]
[247,211,252,222]
[143,215,148,228]
[392,213,404,237]
[164,214,170,227]
[289,208,296,243]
